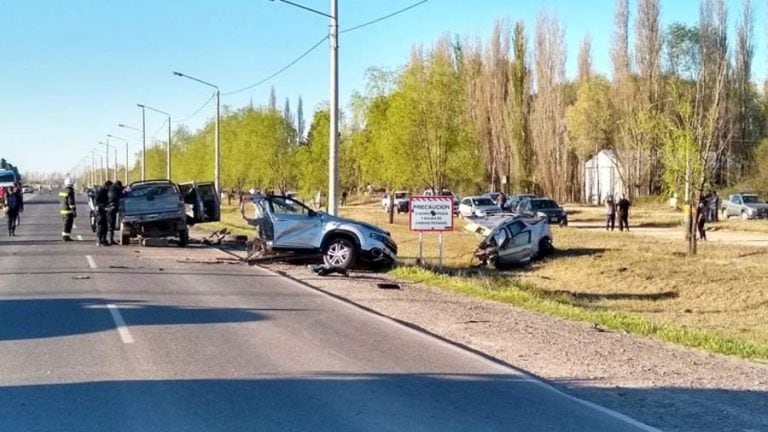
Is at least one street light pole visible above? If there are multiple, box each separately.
[107,134,129,184]
[137,105,147,180]
[138,104,172,180]
[173,71,221,194]
[272,0,339,215]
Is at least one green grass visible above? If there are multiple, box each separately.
[391,266,768,362]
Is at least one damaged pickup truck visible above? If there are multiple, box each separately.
[242,194,397,269]
[471,215,553,269]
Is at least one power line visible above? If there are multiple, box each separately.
[149,118,168,141]
[341,0,428,34]
[222,35,329,96]
[176,93,216,123]
[219,0,428,98]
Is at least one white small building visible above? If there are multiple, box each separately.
[584,150,624,204]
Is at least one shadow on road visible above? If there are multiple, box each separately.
[0,298,283,341]
[0,375,763,432]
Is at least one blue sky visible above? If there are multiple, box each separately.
[1,0,765,174]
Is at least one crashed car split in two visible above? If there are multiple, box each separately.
[470,214,554,269]
[242,194,397,269]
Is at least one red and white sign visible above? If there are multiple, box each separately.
[409,196,454,232]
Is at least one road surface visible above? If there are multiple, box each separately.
[0,194,660,432]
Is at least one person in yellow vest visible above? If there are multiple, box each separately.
[59,177,77,241]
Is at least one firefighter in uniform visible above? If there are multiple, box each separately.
[59,177,77,241]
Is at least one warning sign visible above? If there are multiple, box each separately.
[409,196,454,232]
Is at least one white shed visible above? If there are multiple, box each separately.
[584,150,624,204]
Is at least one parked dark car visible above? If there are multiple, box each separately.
[516,198,568,226]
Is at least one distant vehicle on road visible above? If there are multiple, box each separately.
[721,193,768,220]
[381,191,410,213]
[516,198,568,226]
[458,196,501,218]
[21,185,34,194]
[243,194,397,269]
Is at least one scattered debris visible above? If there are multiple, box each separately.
[71,275,90,280]
[109,265,141,269]
[376,283,401,290]
[202,229,230,246]
[176,259,222,265]
[308,264,349,277]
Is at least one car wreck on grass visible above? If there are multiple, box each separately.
[241,194,397,270]
[467,215,554,269]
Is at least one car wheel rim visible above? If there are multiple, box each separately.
[328,242,351,266]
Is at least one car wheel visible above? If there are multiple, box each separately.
[536,237,554,259]
[741,210,750,220]
[178,229,189,247]
[323,237,357,268]
[120,222,131,246]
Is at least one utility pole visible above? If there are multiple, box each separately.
[172,71,221,194]
[329,0,339,215]
[138,104,147,181]
[167,115,172,180]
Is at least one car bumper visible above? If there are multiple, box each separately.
[361,238,398,263]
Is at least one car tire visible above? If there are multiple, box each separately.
[721,209,728,220]
[323,237,357,268]
[536,237,554,259]
[741,210,749,220]
[178,229,189,247]
[120,222,131,246]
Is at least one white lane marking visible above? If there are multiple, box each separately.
[77,235,84,241]
[85,255,97,269]
[260,265,662,432]
[73,223,78,229]
[107,304,134,344]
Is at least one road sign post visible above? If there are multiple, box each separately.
[409,196,454,270]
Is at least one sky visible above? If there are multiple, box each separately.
[1,0,766,175]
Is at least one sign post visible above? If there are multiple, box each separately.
[409,196,454,270]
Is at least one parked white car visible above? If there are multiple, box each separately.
[458,196,502,218]
[381,191,410,213]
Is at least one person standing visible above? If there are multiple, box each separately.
[709,190,719,222]
[697,194,708,240]
[59,178,77,241]
[496,192,507,212]
[341,190,348,207]
[106,180,123,245]
[604,195,616,232]
[6,185,23,236]
[617,194,631,232]
[94,181,112,246]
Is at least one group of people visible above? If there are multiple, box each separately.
[604,194,632,232]
[1,184,24,236]
[59,178,124,245]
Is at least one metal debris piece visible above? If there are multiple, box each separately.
[72,275,91,280]
[376,283,401,290]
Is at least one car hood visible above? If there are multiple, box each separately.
[318,213,389,235]
[745,203,768,210]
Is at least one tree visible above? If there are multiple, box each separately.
[268,86,277,111]
[577,34,593,82]
[507,21,532,192]
[283,97,292,125]
[567,76,615,160]
[296,95,306,144]
[531,11,568,200]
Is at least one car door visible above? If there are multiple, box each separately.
[459,198,472,216]
[269,197,321,249]
[729,195,742,217]
[193,182,221,223]
[496,221,533,265]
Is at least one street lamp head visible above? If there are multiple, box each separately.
[173,71,183,77]
[118,124,126,128]
[137,104,145,108]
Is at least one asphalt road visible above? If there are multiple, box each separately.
[0,194,660,432]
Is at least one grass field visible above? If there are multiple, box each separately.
[202,200,768,361]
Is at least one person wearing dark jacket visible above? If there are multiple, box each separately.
[6,185,23,236]
[697,194,708,240]
[95,181,112,246]
[617,194,631,232]
[106,180,123,245]
[59,178,77,241]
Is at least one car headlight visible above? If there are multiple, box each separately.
[369,232,389,243]
[474,209,487,217]
[748,207,755,214]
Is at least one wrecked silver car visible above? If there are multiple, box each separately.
[472,215,553,268]
[242,195,397,269]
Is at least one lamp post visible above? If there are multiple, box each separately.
[173,71,221,195]
[118,123,142,182]
[137,104,172,180]
[135,105,147,180]
[98,139,110,181]
[272,0,339,215]
[107,134,129,184]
